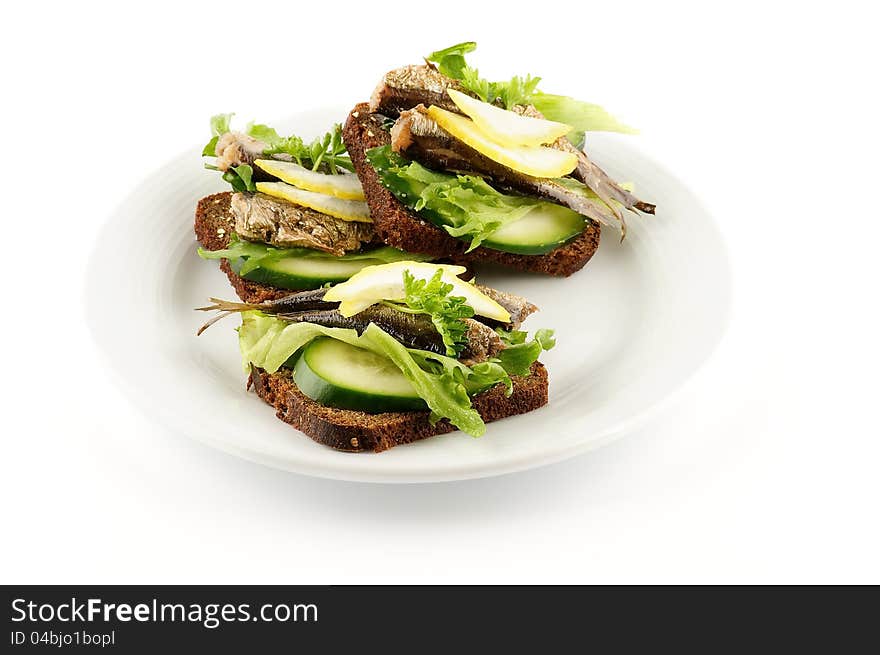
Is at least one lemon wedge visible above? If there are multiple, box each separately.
[255,181,371,223]
[323,261,511,322]
[447,89,572,147]
[427,106,577,178]
[253,160,365,200]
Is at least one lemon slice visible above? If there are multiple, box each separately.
[447,89,572,147]
[253,160,365,200]
[427,106,577,178]
[255,181,371,223]
[323,261,511,322]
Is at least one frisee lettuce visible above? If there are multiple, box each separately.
[384,269,475,357]
[198,233,430,276]
[492,74,543,109]
[367,146,551,251]
[237,312,554,436]
[426,42,636,148]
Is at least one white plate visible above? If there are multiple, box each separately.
[86,107,731,483]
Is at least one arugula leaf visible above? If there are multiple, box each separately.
[388,269,475,357]
[426,42,478,79]
[263,134,306,163]
[427,42,492,102]
[221,164,256,193]
[257,123,353,174]
[202,137,219,157]
[367,146,548,251]
[238,312,512,436]
[199,233,430,275]
[203,115,353,182]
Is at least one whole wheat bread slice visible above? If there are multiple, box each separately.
[195,192,550,451]
[249,362,548,452]
[342,103,601,277]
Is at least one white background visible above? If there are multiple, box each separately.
[2,0,878,583]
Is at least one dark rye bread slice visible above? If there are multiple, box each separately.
[195,190,474,302]
[343,102,601,277]
[194,191,309,302]
[249,362,548,453]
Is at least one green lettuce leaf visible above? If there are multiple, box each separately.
[202,138,219,157]
[496,328,527,346]
[199,233,430,276]
[202,113,234,156]
[494,328,556,376]
[531,93,637,148]
[222,164,255,193]
[367,146,556,251]
[211,113,234,136]
[427,42,478,79]
[238,312,512,436]
[362,326,495,435]
[244,122,282,145]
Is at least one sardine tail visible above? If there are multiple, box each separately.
[634,200,656,214]
[196,311,235,336]
[195,297,262,335]
[195,297,259,313]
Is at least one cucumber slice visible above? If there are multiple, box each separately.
[293,338,427,413]
[234,255,389,290]
[482,204,586,255]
